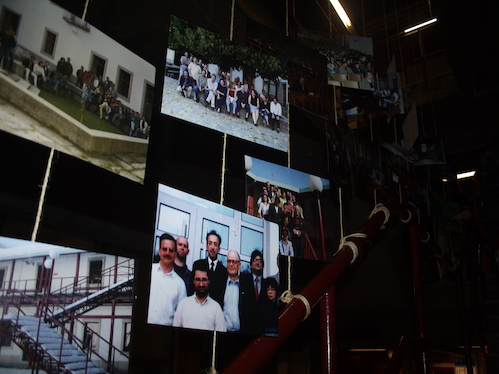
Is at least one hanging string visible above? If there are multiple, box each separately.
[280,256,311,321]
[287,103,291,168]
[219,133,227,205]
[32,148,56,242]
[381,0,391,64]
[339,187,344,239]
[229,0,235,41]
[82,0,91,21]
[208,331,218,374]
[286,0,289,37]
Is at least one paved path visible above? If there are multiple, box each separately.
[0,71,146,183]
[161,76,289,152]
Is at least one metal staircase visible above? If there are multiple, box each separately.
[1,314,107,374]
[0,258,133,373]
[52,277,133,323]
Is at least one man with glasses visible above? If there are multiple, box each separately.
[192,230,227,307]
[222,250,242,332]
[173,269,226,332]
[147,233,187,326]
[240,249,266,335]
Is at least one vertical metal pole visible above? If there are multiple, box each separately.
[321,286,336,374]
[317,195,327,262]
[409,225,428,374]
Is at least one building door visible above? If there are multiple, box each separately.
[0,7,20,34]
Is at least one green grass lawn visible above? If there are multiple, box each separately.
[39,90,125,134]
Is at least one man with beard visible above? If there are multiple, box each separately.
[147,233,187,326]
[173,269,226,332]
[174,236,191,293]
[192,230,227,307]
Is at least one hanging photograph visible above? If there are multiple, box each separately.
[147,183,280,336]
[244,155,331,262]
[161,15,289,153]
[0,236,133,373]
[0,0,155,184]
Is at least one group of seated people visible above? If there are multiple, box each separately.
[321,46,374,79]
[175,52,284,132]
[255,182,308,258]
[22,55,73,97]
[148,231,280,336]
[22,55,149,138]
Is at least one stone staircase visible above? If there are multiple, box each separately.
[1,314,108,374]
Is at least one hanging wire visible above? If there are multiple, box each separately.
[381,0,391,64]
[339,187,344,239]
[286,0,289,37]
[220,133,228,205]
[82,0,91,21]
[32,148,56,242]
[229,0,235,41]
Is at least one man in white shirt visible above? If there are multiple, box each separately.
[270,97,283,133]
[147,233,187,326]
[32,61,47,88]
[223,250,242,332]
[173,269,226,332]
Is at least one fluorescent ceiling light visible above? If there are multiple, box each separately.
[456,171,475,180]
[329,0,352,27]
[404,18,438,33]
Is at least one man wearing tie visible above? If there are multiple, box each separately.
[239,249,266,335]
[192,230,227,307]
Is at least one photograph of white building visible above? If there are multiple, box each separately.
[0,237,134,373]
[0,0,156,183]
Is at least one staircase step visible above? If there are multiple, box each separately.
[59,354,88,364]
[4,314,112,374]
[65,361,100,370]
[46,347,81,356]
[72,367,108,374]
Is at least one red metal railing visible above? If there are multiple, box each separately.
[222,197,475,373]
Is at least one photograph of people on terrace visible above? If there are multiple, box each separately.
[244,156,331,261]
[161,16,289,152]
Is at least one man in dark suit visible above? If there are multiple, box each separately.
[239,249,266,335]
[191,230,227,307]
[267,201,284,229]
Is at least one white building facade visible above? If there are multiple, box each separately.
[0,0,155,118]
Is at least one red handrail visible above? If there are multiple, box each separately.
[223,198,400,373]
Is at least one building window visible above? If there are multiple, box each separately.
[83,321,100,350]
[88,259,103,284]
[90,53,106,80]
[0,335,11,347]
[0,268,5,289]
[123,321,132,352]
[117,67,132,100]
[42,28,57,58]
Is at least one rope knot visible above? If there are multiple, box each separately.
[334,233,367,264]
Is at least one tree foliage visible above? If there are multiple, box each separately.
[168,16,286,81]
